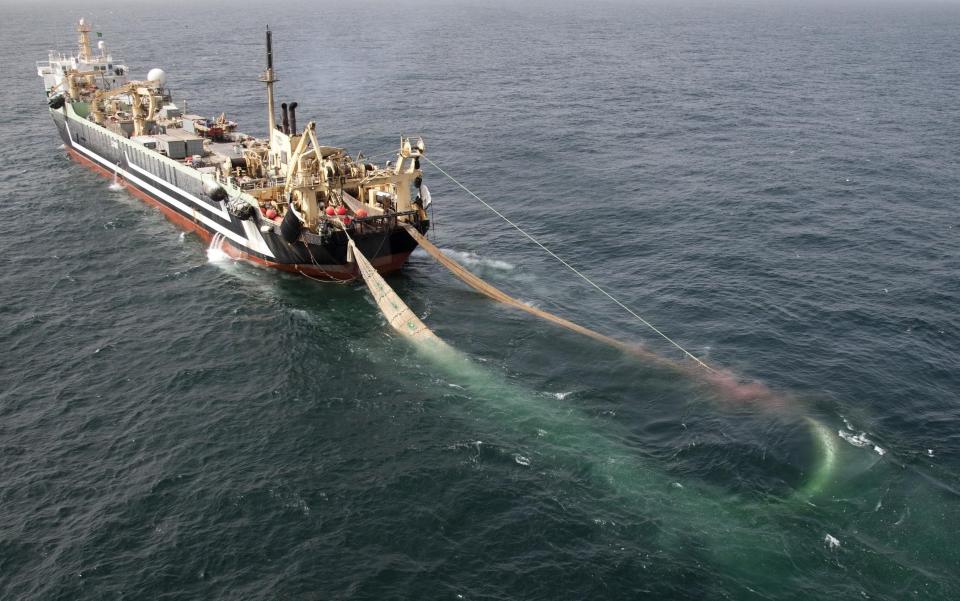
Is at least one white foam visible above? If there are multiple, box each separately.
[446,440,483,456]
[824,534,841,549]
[269,488,310,516]
[553,391,573,400]
[441,248,515,272]
[108,171,124,191]
[837,429,886,457]
[206,233,231,264]
[514,454,531,466]
[838,430,869,447]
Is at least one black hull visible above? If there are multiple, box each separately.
[51,106,428,279]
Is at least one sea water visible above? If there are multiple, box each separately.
[1,1,958,599]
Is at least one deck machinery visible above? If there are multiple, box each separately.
[38,20,431,279]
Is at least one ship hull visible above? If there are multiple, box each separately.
[51,106,427,280]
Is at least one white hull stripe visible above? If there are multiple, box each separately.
[125,159,231,220]
[65,120,275,258]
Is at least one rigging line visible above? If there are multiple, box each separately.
[299,237,354,284]
[422,155,715,373]
[358,147,401,162]
[296,213,355,284]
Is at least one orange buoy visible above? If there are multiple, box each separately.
[356,208,368,218]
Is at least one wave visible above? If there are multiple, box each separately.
[440,248,516,272]
[838,416,886,456]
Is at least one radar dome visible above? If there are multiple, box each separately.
[147,68,167,86]
[97,40,106,50]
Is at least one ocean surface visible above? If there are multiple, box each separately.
[2,1,958,598]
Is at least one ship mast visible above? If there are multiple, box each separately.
[259,27,278,136]
[77,18,93,61]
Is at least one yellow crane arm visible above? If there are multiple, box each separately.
[283,121,317,197]
[89,81,159,135]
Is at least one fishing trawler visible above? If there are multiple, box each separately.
[37,20,431,279]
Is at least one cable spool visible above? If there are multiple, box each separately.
[203,181,228,203]
[228,199,254,221]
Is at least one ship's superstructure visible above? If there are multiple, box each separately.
[38,20,430,279]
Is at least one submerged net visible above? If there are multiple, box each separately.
[402,224,675,369]
[405,223,788,404]
[345,224,837,498]
[401,224,839,497]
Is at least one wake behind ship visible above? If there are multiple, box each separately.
[38,19,432,280]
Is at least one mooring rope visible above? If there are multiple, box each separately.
[422,156,715,373]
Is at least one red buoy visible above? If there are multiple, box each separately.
[356,208,368,219]
[265,208,278,220]
[336,206,348,216]
[343,216,352,226]
[325,206,336,216]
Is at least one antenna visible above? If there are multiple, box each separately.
[265,26,274,70]
[77,18,93,62]
[259,26,278,135]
